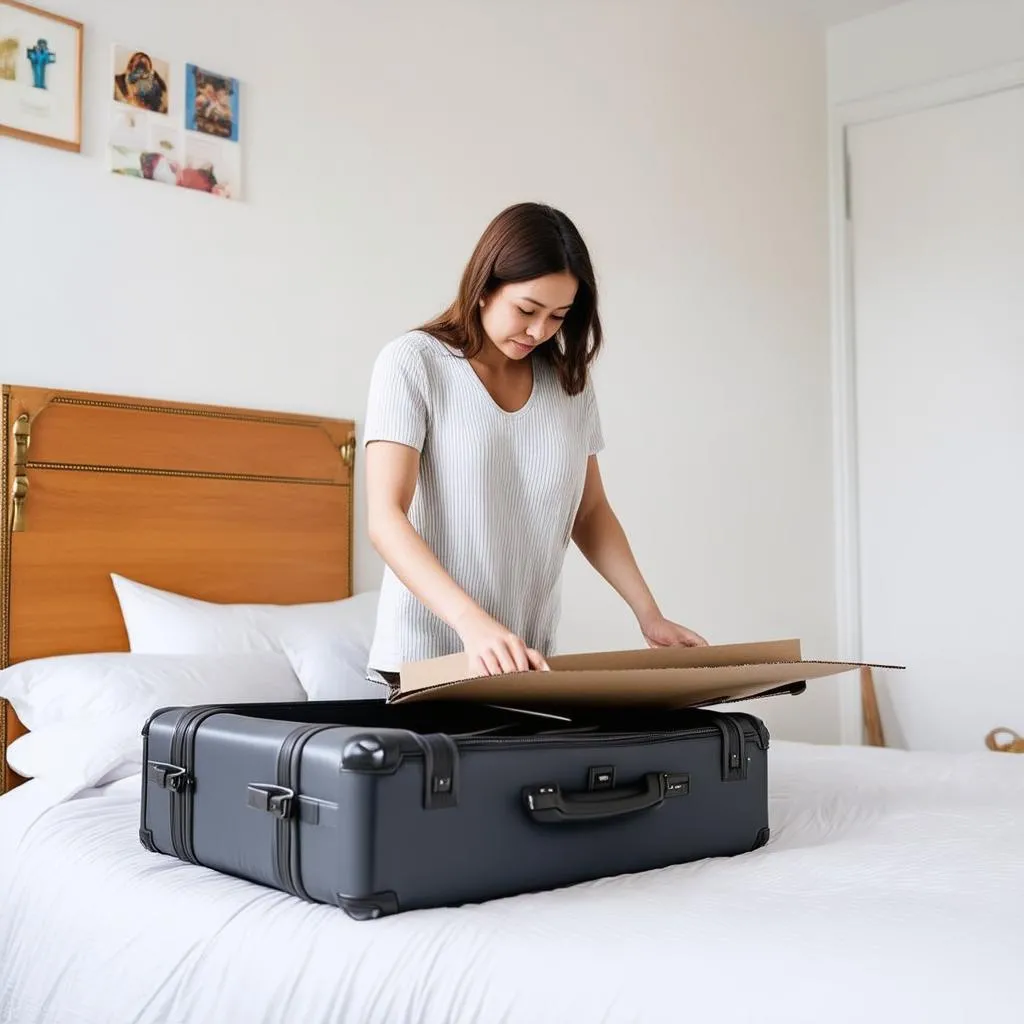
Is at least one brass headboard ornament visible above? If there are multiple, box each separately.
[339,435,355,469]
[11,413,29,533]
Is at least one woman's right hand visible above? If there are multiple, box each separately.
[454,607,549,677]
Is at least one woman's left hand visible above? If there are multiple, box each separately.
[640,615,708,649]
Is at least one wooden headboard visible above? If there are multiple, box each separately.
[1,383,356,794]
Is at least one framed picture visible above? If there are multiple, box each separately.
[0,0,83,152]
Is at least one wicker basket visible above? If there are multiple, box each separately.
[985,728,1024,753]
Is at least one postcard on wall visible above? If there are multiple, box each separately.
[0,0,83,152]
[169,130,238,199]
[112,45,171,115]
[108,103,183,185]
[185,62,239,142]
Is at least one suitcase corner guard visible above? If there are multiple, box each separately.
[341,731,460,811]
[336,891,400,921]
[341,733,404,773]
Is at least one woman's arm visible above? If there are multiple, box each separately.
[571,455,707,647]
[365,440,548,675]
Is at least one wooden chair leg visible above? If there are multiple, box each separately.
[860,666,886,747]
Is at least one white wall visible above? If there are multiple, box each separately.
[845,86,1024,752]
[829,0,1024,103]
[0,0,838,742]
[828,0,1024,749]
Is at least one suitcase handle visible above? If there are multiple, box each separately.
[523,771,688,824]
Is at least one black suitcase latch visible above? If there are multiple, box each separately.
[247,783,295,819]
[148,762,191,792]
[410,733,459,810]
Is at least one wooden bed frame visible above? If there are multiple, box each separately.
[0,383,356,795]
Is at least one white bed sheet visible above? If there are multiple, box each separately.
[1,740,1022,1024]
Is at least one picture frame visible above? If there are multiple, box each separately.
[0,0,83,153]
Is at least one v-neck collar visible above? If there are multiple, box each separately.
[427,332,539,417]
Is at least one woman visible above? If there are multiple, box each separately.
[363,202,706,687]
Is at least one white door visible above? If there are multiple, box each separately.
[848,84,1024,753]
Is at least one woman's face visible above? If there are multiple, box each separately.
[479,271,578,361]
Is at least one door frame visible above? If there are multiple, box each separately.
[828,58,1024,745]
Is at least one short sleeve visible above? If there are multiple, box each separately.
[583,374,604,456]
[362,337,430,452]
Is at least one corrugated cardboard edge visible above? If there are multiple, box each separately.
[391,660,905,709]
[400,638,805,692]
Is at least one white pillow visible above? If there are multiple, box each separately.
[0,652,306,789]
[6,714,144,789]
[110,574,382,700]
[0,651,306,732]
[279,634,386,701]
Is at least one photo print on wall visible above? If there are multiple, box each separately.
[112,45,170,113]
[185,63,238,141]
[0,0,83,152]
[181,62,241,198]
[108,46,242,200]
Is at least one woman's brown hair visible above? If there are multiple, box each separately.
[418,202,602,396]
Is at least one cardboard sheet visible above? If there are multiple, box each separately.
[394,638,901,710]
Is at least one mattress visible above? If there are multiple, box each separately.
[1,740,1022,1024]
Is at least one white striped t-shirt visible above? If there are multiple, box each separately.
[362,329,604,677]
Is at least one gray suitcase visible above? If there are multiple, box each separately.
[140,699,771,919]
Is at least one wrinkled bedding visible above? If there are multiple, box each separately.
[1,740,1022,1024]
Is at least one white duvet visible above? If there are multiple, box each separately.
[1,741,1022,1024]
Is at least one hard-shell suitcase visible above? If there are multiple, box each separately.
[140,699,771,919]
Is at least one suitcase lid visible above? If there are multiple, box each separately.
[391,639,903,710]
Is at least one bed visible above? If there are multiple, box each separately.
[1,383,1022,1024]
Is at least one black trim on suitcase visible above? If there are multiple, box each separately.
[139,704,196,854]
[167,709,200,864]
[139,710,157,853]
[242,723,345,901]
[275,724,337,901]
[173,707,230,864]
[718,715,747,782]
[739,713,771,750]
[139,704,230,864]
[336,891,400,921]
[409,733,459,810]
